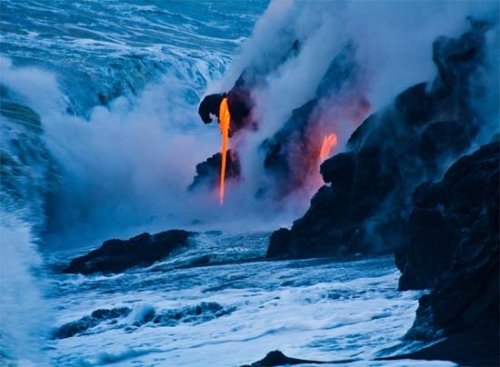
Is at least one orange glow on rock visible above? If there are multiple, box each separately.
[219,97,231,205]
[319,133,338,162]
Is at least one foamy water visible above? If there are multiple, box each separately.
[46,240,450,367]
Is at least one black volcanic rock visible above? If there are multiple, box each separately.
[192,40,301,192]
[240,350,359,367]
[63,230,193,275]
[188,150,241,192]
[53,307,131,339]
[397,142,499,290]
[240,351,326,367]
[390,141,500,365]
[267,20,492,259]
[152,302,235,327]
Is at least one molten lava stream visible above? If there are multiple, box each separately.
[219,97,231,205]
[319,133,338,162]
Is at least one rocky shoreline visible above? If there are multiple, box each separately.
[63,20,499,367]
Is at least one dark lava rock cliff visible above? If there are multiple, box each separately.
[396,141,499,366]
[263,19,499,367]
[267,20,493,259]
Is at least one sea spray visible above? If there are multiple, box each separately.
[0,212,51,367]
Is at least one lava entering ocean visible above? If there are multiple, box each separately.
[319,133,338,163]
[219,96,231,204]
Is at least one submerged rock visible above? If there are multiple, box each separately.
[151,302,235,327]
[53,307,131,339]
[240,351,326,367]
[53,302,235,339]
[63,230,193,275]
[267,20,492,259]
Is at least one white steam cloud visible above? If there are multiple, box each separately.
[217,0,498,207]
[2,0,497,249]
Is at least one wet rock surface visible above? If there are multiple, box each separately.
[240,351,327,367]
[52,307,132,339]
[63,230,193,275]
[149,302,235,327]
[53,302,235,340]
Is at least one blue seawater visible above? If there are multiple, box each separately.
[1,0,267,115]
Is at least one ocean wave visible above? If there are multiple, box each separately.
[0,212,51,366]
[0,0,266,116]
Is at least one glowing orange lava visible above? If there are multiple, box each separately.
[319,133,338,162]
[219,97,231,205]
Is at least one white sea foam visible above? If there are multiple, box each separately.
[46,254,448,367]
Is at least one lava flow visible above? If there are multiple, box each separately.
[319,133,338,163]
[219,97,231,204]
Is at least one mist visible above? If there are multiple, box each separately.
[0,212,51,366]
[2,1,497,251]
[219,0,498,207]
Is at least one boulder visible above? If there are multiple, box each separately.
[63,229,193,275]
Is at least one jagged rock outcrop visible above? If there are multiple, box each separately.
[188,150,241,192]
[267,20,492,259]
[393,141,499,365]
[397,141,499,290]
[191,41,301,192]
[63,230,193,275]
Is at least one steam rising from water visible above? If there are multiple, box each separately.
[3,0,498,249]
[221,0,498,215]
[0,2,496,254]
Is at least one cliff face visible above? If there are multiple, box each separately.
[397,141,499,365]
[264,19,499,366]
[397,141,499,291]
[267,21,492,260]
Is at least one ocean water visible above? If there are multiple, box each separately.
[1,0,496,366]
